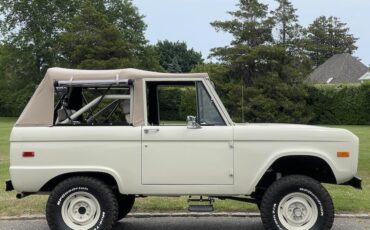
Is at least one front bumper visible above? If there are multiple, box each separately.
[342,176,362,189]
[5,180,14,191]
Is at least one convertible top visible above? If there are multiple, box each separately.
[16,67,208,127]
[45,67,208,80]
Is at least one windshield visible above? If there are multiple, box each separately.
[196,82,225,126]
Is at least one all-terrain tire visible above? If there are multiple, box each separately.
[260,175,334,230]
[117,195,135,221]
[46,176,118,230]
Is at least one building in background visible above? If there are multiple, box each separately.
[359,71,370,83]
[308,53,368,84]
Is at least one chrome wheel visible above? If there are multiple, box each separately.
[278,192,318,230]
[61,191,101,229]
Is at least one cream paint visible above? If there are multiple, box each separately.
[9,124,359,195]
[141,126,234,185]
[9,77,359,196]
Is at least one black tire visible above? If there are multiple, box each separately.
[46,176,118,230]
[117,195,135,221]
[260,175,334,230]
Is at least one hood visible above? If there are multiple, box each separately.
[234,123,357,142]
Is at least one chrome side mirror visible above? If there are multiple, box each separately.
[186,116,201,129]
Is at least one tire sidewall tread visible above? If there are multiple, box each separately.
[46,176,118,230]
[117,195,135,221]
[260,175,334,230]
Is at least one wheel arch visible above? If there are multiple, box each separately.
[253,152,337,194]
[40,171,122,193]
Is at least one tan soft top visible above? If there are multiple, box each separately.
[44,67,208,80]
[16,67,208,126]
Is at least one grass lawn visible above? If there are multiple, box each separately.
[0,117,369,216]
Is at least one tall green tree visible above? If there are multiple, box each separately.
[91,0,147,50]
[271,0,312,83]
[210,0,274,85]
[271,0,300,44]
[154,40,203,73]
[304,16,358,67]
[0,0,159,116]
[58,1,134,69]
[210,0,313,123]
[192,63,245,122]
[0,43,40,116]
[0,0,73,116]
[0,0,80,75]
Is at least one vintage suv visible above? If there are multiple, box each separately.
[6,67,361,230]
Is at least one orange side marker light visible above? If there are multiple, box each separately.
[337,151,350,158]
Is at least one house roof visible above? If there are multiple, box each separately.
[308,53,368,84]
[359,71,370,81]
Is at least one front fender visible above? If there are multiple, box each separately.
[249,150,339,192]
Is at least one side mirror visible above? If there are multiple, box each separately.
[186,116,201,129]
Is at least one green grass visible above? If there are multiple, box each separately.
[0,118,369,216]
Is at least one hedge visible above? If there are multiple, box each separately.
[308,83,370,125]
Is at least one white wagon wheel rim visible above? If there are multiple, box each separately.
[61,191,101,229]
[277,192,319,230]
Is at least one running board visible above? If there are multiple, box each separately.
[188,196,214,212]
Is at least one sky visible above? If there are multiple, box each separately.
[133,0,370,66]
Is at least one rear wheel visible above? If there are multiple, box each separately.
[260,175,334,230]
[117,195,135,221]
[46,177,118,230]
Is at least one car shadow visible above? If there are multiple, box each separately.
[113,217,264,230]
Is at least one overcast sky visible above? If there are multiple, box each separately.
[133,0,370,66]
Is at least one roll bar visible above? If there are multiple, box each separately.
[54,78,132,87]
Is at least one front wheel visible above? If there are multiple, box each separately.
[260,175,334,230]
[117,195,135,221]
[46,177,118,230]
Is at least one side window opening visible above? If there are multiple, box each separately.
[53,81,132,126]
[146,81,196,126]
[145,81,225,126]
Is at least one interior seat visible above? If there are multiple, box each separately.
[121,100,131,125]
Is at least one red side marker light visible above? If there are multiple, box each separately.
[22,151,35,158]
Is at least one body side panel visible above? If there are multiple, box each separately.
[232,125,359,194]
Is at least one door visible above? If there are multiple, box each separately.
[141,80,234,185]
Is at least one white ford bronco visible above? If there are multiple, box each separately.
[6,68,361,230]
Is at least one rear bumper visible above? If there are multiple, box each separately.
[5,180,14,191]
[342,176,362,189]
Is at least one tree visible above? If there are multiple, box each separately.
[271,0,300,45]
[137,45,165,72]
[243,73,313,123]
[58,1,134,69]
[0,0,79,115]
[0,0,159,116]
[0,0,80,76]
[304,16,358,67]
[0,43,40,116]
[271,0,312,83]
[91,0,147,51]
[210,0,313,123]
[154,40,203,73]
[210,0,275,85]
[192,63,244,122]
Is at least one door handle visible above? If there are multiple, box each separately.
[144,128,160,134]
